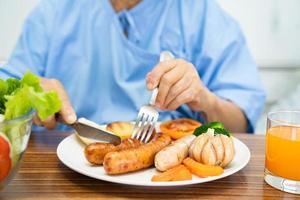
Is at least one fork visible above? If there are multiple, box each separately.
[131,51,175,143]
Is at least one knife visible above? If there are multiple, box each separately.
[65,117,121,145]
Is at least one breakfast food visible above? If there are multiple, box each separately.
[154,135,196,171]
[0,132,12,181]
[183,157,224,177]
[151,165,192,182]
[160,118,201,139]
[189,128,235,167]
[106,121,157,140]
[103,134,171,174]
[81,119,236,182]
[106,121,134,139]
[84,138,142,165]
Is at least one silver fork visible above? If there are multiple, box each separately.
[131,51,175,143]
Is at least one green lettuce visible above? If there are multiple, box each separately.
[0,72,61,120]
[0,72,61,167]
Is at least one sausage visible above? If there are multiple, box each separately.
[154,135,196,171]
[103,134,171,174]
[84,138,142,165]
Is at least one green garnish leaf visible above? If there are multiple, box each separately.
[213,128,231,137]
[193,121,231,137]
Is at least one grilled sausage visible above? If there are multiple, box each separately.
[154,135,196,171]
[84,138,142,165]
[103,134,171,174]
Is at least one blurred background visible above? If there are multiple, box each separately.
[0,0,299,134]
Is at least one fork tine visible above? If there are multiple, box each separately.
[145,115,158,143]
[144,116,158,143]
[132,105,159,143]
[131,112,144,139]
[135,114,149,140]
[139,116,153,142]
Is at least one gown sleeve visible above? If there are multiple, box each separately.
[186,0,266,132]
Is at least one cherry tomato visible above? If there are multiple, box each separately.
[0,133,12,181]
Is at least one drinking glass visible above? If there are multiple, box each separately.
[265,110,300,194]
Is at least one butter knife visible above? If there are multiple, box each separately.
[65,117,121,145]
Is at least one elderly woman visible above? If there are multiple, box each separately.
[0,0,265,132]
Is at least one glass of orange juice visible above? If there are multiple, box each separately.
[265,111,300,194]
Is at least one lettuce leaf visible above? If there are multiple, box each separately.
[6,78,21,94]
[27,87,61,120]
[2,72,61,120]
[20,72,42,92]
[0,80,7,114]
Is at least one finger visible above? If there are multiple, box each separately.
[33,114,42,126]
[155,64,186,108]
[59,96,76,124]
[50,80,77,124]
[146,59,181,90]
[164,72,193,107]
[166,88,195,110]
[42,115,56,130]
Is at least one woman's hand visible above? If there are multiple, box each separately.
[146,59,212,112]
[33,78,77,129]
[146,58,248,132]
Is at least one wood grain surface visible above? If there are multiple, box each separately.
[0,132,299,200]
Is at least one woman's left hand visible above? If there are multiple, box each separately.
[146,59,214,112]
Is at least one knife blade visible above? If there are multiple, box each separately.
[71,118,121,145]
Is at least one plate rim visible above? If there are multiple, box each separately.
[56,134,251,187]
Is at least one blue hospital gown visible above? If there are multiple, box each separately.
[0,0,265,132]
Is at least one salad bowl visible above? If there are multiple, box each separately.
[0,111,34,190]
[0,72,61,190]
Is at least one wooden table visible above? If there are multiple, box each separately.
[1,132,299,200]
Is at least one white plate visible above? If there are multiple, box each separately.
[57,132,250,187]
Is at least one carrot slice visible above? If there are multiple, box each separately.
[152,165,192,182]
[183,157,223,177]
[173,165,193,181]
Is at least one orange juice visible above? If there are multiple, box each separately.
[266,125,300,181]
